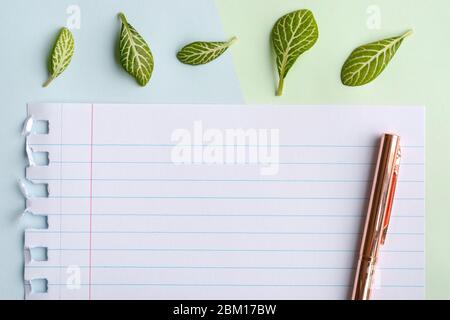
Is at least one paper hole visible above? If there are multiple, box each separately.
[33,152,50,166]
[30,247,48,261]
[21,180,49,198]
[22,212,48,230]
[32,120,49,135]
[29,279,48,293]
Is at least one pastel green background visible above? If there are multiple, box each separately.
[218,0,450,299]
[0,0,449,299]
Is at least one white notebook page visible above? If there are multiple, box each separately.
[24,104,425,300]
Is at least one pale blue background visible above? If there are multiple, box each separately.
[0,0,242,299]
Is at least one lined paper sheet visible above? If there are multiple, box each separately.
[24,104,425,300]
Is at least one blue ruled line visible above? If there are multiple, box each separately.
[47,161,425,166]
[46,248,356,252]
[46,195,367,200]
[43,248,424,253]
[30,178,424,183]
[28,143,425,148]
[39,213,424,218]
[44,213,366,217]
[26,230,424,235]
[24,283,425,288]
[45,196,424,201]
[25,265,425,271]
[28,265,356,270]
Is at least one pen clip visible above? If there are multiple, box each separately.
[381,147,401,245]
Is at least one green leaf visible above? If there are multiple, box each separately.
[341,30,413,87]
[176,36,237,65]
[118,13,154,86]
[271,9,319,96]
[43,27,75,87]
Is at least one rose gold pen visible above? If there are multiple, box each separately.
[352,134,401,300]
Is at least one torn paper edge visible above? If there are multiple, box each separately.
[23,104,61,299]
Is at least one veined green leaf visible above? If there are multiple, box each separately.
[271,10,319,96]
[43,27,75,87]
[176,36,237,65]
[341,30,413,87]
[118,13,154,86]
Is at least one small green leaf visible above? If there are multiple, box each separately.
[176,36,237,65]
[118,13,154,86]
[43,27,75,87]
[341,30,413,87]
[271,10,319,96]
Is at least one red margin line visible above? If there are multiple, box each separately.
[88,104,94,300]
